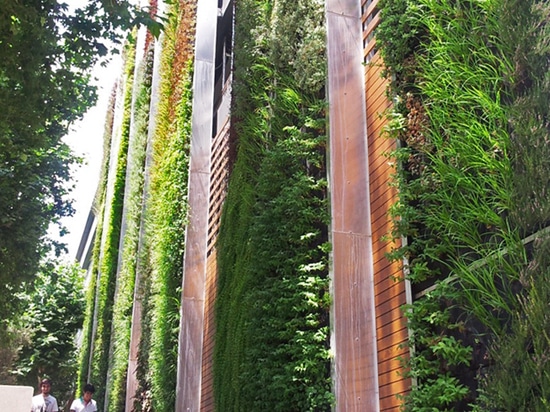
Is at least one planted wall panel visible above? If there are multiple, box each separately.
[106,40,154,412]
[377,0,550,410]
[76,1,196,411]
[213,0,331,410]
[88,40,136,409]
[138,0,196,410]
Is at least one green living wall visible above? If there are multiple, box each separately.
[213,0,332,410]
[86,39,136,409]
[134,0,195,410]
[76,1,196,410]
[106,44,155,411]
[76,85,116,396]
[378,0,550,410]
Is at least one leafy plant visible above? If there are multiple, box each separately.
[378,0,533,409]
[89,37,136,408]
[14,261,85,407]
[107,45,155,412]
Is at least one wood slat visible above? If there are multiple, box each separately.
[378,367,409,393]
[363,1,411,408]
[376,302,407,330]
[200,247,218,411]
[365,67,387,98]
[367,101,391,132]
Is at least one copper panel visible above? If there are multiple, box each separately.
[328,0,362,17]
[190,61,217,173]
[176,0,217,410]
[327,0,381,410]
[178,296,208,410]
[182,171,210,299]
[331,232,379,411]
[177,171,211,412]
[327,15,372,233]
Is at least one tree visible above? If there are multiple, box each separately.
[13,261,85,407]
[0,0,161,329]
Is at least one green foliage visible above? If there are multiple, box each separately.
[400,281,474,411]
[239,125,331,411]
[478,236,550,411]
[213,3,267,408]
[214,0,331,410]
[89,39,136,409]
[133,2,195,408]
[409,0,524,331]
[503,0,550,234]
[13,261,85,406]
[377,0,423,91]
[107,46,155,412]
[475,1,550,409]
[380,0,550,409]
[0,0,92,318]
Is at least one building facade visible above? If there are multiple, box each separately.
[78,0,413,410]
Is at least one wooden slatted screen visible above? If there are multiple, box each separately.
[200,250,218,411]
[207,118,231,257]
[200,116,232,411]
[362,0,411,410]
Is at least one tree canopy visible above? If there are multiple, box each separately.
[13,261,85,405]
[0,0,160,321]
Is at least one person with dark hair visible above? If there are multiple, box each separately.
[31,378,59,412]
[69,383,97,412]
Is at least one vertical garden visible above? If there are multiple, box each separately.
[213,0,332,410]
[76,1,196,410]
[76,0,335,409]
[378,0,550,409]
[74,0,550,410]
[134,0,195,409]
